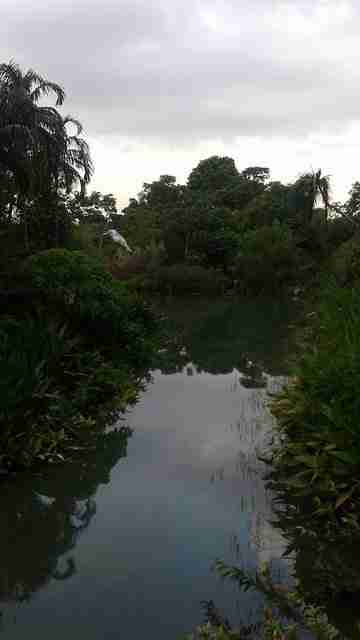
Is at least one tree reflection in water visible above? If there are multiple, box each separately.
[155,297,296,379]
[269,489,360,638]
[156,298,296,583]
[0,427,131,604]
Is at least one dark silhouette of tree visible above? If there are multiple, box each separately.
[0,428,130,605]
[290,169,330,224]
[0,61,93,249]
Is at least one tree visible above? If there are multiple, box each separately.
[216,174,266,210]
[345,182,360,217]
[0,61,93,248]
[239,181,290,230]
[187,157,269,211]
[241,166,270,184]
[0,61,93,193]
[122,175,187,258]
[0,61,65,187]
[121,200,162,251]
[187,156,239,193]
[189,206,239,271]
[138,174,183,210]
[290,169,330,224]
[74,191,117,224]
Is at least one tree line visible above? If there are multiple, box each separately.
[116,157,359,294]
[2,59,360,296]
[0,61,157,470]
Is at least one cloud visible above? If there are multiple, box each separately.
[2,0,360,140]
[1,0,360,202]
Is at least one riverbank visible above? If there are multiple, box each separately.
[269,279,360,535]
[0,297,296,638]
[0,249,158,471]
[182,277,360,640]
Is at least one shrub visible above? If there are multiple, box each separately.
[234,223,298,294]
[270,280,360,533]
[184,563,341,640]
[0,313,140,469]
[0,249,158,469]
[330,232,360,286]
[26,249,157,367]
[326,216,354,252]
[110,253,150,281]
[27,248,114,293]
[66,222,103,258]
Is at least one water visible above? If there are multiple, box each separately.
[0,298,296,638]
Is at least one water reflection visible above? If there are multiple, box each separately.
[155,298,295,591]
[271,492,360,637]
[0,299,297,639]
[156,297,296,377]
[0,428,130,607]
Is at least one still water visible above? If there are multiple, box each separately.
[0,298,296,638]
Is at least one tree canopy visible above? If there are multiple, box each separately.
[0,61,93,250]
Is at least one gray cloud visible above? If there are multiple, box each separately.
[1,0,360,144]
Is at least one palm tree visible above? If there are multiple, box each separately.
[58,116,93,193]
[0,61,93,193]
[291,169,330,224]
[0,61,64,184]
[0,61,93,247]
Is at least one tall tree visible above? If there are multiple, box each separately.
[138,174,183,210]
[0,61,93,247]
[187,156,239,193]
[0,61,64,188]
[345,182,360,217]
[291,169,330,224]
[0,61,92,197]
[241,166,270,184]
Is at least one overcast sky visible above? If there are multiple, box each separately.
[1,0,359,209]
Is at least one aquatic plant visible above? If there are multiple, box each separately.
[268,280,360,534]
[0,249,158,469]
[184,563,341,640]
[0,313,140,468]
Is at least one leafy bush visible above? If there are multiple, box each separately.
[270,280,360,532]
[184,562,341,640]
[66,222,103,257]
[330,233,360,286]
[0,249,158,469]
[110,253,152,281]
[0,313,140,469]
[234,223,298,294]
[326,216,354,252]
[27,248,114,293]
[26,249,157,367]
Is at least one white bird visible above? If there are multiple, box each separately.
[103,229,132,253]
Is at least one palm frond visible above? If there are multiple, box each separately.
[30,81,65,106]
[0,61,92,196]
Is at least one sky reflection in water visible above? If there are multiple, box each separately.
[0,298,295,639]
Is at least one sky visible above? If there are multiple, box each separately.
[1,0,360,210]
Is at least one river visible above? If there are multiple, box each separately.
[0,298,297,638]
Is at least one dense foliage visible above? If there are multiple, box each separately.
[113,141,360,635]
[3,59,360,638]
[115,156,360,296]
[184,562,341,640]
[0,249,156,469]
[3,53,360,640]
[269,281,360,533]
[0,62,157,470]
